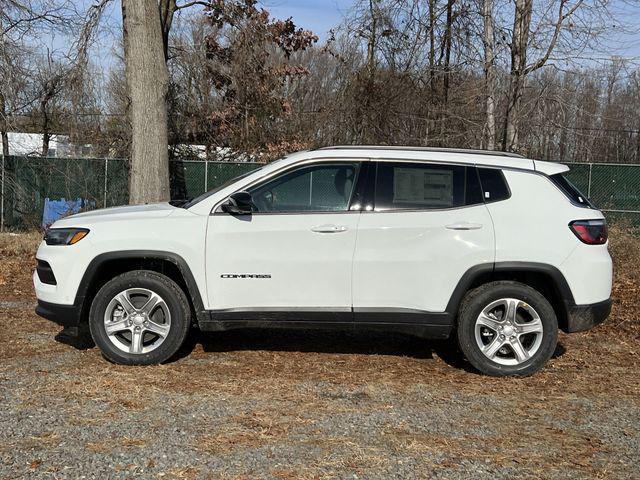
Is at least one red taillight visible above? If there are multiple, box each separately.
[569,219,608,245]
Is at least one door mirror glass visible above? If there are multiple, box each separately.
[221,191,255,215]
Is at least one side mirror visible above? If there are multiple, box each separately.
[221,191,254,215]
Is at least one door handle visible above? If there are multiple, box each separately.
[311,224,348,233]
[445,222,483,230]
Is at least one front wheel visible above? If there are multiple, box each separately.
[457,281,558,377]
[89,270,191,365]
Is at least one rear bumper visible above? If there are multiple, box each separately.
[35,299,83,328]
[564,298,611,333]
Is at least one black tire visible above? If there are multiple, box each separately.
[457,281,558,377]
[89,270,191,365]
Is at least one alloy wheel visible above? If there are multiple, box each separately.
[474,298,544,366]
[103,288,172,355]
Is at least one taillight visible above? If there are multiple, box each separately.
[569,219,608,245]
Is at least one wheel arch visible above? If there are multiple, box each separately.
[446,262,574,332]
[75,251,207,325]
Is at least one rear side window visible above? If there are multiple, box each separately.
[477,168,510,203]
[550,173,593,208]
[374,162,483,210]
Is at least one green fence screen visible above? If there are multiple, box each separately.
[1,156,638,230]
[565,163,640,220]
[0,156,262,230]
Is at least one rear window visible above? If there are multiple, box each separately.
[550,174,594,208]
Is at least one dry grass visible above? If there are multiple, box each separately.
[0,232,41,302]
[0,231,42,256]
[605,223,640,336]
[0,226,639,478]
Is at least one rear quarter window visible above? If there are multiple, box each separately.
[549,174,594,208]
[477,168,510,203]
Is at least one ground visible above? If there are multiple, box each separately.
[0,230,638,479]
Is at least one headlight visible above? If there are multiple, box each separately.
[44,228,90,246]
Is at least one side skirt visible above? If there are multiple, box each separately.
[199,308,453,339]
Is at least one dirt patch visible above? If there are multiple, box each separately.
[0,229,639,479]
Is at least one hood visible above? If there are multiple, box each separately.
[54,203,176,226]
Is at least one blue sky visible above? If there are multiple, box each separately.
[265,0,640,59]
[57,0,640,68]
[262,0,355,40]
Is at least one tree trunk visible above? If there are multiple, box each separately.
[122,0,171,204]
[503,0,533,152]
[442,0,454,104]
[428,0,436,95]
[158,0,177,62]
[482,0,496,150]
[41,97,51,156]
[635,122,640,163]
[0,91,9,157]
[361,0,377,143]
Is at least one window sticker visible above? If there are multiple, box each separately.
[393,168,453,206]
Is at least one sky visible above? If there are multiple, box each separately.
[82,0,355,70]
[52,0,640,71]
[262,0,355,41]
[261,0,640,60]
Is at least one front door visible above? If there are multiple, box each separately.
[206,160,365,316]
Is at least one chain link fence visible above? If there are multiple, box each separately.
[0,156,262,230]
[565,163,640,224]
[0,156,638,230]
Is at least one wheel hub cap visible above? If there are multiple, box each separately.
[474,297,544,366]
[103,288,171,355]
[502,324,515,336]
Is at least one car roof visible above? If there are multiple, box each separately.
[290,146,568,176]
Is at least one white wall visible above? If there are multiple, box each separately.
[0,132,69,156]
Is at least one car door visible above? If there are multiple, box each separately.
[352,160,495,323]
[206,159,366,317]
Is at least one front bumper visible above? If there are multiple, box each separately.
[564,298,612,333]
[35,299,83,328]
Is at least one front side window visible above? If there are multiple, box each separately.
[249,162,361,213]
[374,162,483,210]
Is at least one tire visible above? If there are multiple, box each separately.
[457,281,558,377]
[89,270,191,365]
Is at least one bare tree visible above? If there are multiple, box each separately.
[503,0,586,151]
[0,0,75,155]
[481,0,496,150]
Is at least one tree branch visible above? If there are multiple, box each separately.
[525,0,584,75]
[175,0,211,10]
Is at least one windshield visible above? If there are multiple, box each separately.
[179,166,264,209]
[550,173,594,208]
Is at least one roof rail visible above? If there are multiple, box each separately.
[316,145,525,159]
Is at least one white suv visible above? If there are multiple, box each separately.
[34,147,612,376]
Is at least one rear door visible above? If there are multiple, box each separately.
[352,160,495,322]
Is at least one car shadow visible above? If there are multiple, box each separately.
[55,326,95,350]
[172,327,477,372]
[55,324,566,373]
[552,342,566,359]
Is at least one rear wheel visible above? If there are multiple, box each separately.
[89,270,191,365]
[457,281,558,377]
